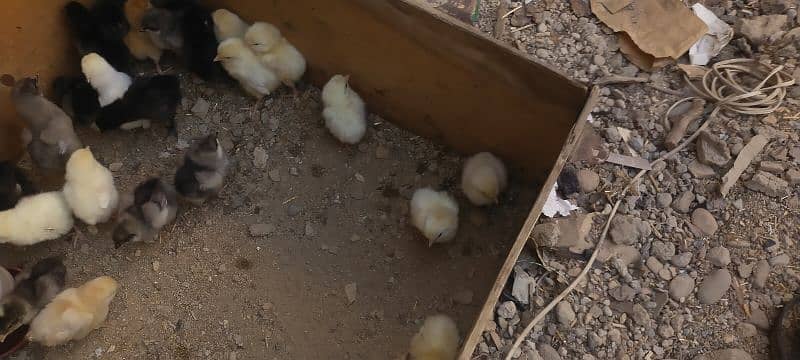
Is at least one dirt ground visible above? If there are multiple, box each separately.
[1,57,539,359]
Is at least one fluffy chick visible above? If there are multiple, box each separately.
[212,9,249,42]
[113,178,178,248]
[124,0,163,70]
[461,152,508,206]
[408,315,460,360]
[141,7,184,52]
[95,75,182,135]
[410,188,459,246]
[82,53,133,107]
[62,148,119,225]
[0,162,35,211]
[0,192,74,246]
[174,134,229,204]
[0,257,66,342]
[28,276,119,347]
[321,75,367,144]
[64,1,133,74]
[182,3,228,81]
[215,38,280,99]
[53,75,101,126]
[245,22,306,88]
[10,77,83,170]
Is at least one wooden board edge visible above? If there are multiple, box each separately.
[457,86,601,359]
[397,0,587,92]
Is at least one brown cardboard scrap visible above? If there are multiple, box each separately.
[618,33,670,70]
[592,0,707,61]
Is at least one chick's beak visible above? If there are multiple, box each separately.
[213,55,222,62]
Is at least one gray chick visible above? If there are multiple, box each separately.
[0,257,66,342]
[174,134,229,205]
[141,7,184,52]
[113,177,178,249]
[10,77,83,170]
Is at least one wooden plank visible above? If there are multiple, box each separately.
[203,0,587,183]
[425,0,481,24]
[458,86,600,359]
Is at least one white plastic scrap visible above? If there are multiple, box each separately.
[542,183,579,217]
[689,4,733,65]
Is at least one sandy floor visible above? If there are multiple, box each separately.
[2,66,538,359]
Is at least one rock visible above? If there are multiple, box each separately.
[631,303,651,325]
[770,253,790,266]
[605,127,622,142]
[497,301,518,319]
[249,223,275,237]
[760,161,786,174]
[286,203,302,217]
[694,348,752,360]
[609,285,636,301]
[696,132,731,167]
[738,262,755,279]
[746,171,790,197]
[344,283,357,304]
[736,322,758,338]
[748,305,770,330]
[752,260,771,288]
[268,169,281,182]
[452,290,474,305]
[646,257,664,274]
[109,162,123,172]
[688,160,716,178]
[656,193,673,208]
[152,261,160,272]
[253,147,268,169]
[761,0,792,15]
[375,145,390,159]
[657,324,675,338]
[555,301,576,325]
[529,214,595,254]
[673,191,694,213]
[786,168,800,185]
[538,344,561,360]
[577,169,600,193]
[698,269,732,304]
[691,208,718,235]
[305,222,315,237]
[651,241,676,261]
[191,98,210,116]
[671,252,693,268]
[736,15,788,46]
[512,269,535,305]
[609,215,651,245]
[669,275,696,301]
[708,246,731,267]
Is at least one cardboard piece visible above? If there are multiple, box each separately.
[689,4,733,65]
[592,0,707,68]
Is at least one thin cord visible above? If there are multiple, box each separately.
[504,59,794,360]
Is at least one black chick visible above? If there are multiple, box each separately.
[150,0,197,10]
[53,75,101,126]
[64,1,133,74]
[0,257,66,342]
[174,134,230,204]
[91,0,130,42]
[0,162,36,211]
[95,74,182,135]
[113,177,178,249]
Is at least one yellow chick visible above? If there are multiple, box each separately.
[244,22,306,89]
[461,152,508,206]
[410,188,459,246]
[321,75,367,144]
[81,53,132,107]
[408,314,460,360]
[214,38,280,99]
[124,0,163,72]
[212,9,249,42]
[0,192,74,246]
[63,148,120,225]
[28,276,119,347]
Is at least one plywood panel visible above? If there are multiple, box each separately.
[204,0,588,183]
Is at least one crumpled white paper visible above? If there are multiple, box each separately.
[542,183,579,217]
[689,4,733,65]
